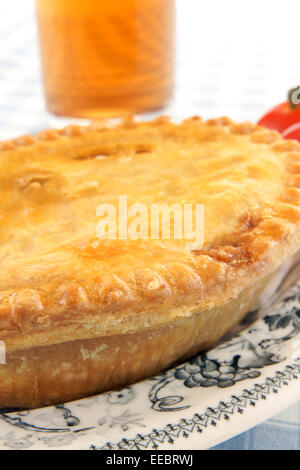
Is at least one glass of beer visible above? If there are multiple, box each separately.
[35,0,175,118]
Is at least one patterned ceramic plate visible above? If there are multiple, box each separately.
[0,266,300,450]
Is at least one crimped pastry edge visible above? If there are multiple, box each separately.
[0,115,299,350]
[0,273,269,408]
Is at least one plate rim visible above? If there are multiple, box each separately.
[96,357,300,450]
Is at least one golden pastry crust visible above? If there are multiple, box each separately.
[0,115,299,354]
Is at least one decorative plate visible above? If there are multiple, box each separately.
[0,264,300,450]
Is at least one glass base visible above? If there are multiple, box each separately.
[44,104,173,129]
[46,114,92,129]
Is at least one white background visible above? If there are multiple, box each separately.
[0,0,300,137]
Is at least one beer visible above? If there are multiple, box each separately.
[36,0,174,118]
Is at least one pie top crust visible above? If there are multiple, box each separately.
[0,115,300,351]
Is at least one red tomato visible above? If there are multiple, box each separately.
[258,87,300,133]
[281,122,300,141]
[258,102,300,133]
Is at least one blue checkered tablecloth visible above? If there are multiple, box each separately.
[212,402,300,450]
[0,0,300,450]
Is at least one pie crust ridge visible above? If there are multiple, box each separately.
[0,274,269,408]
